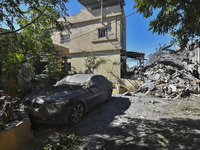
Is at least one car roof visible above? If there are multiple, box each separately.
[55,74,99,86]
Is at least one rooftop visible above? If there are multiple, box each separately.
[78,0,125,9]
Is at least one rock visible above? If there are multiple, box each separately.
[137,82,156,92]
[155,73,161,80]
[169,85,177,92]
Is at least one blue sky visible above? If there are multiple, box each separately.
[2,0,173,66]
[66,0,173,61]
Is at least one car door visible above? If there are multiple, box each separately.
[86,76,103,109]
[98,76,110,101]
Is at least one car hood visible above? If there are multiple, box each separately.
[25,86,86,104]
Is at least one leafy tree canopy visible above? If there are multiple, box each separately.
[0,0,69,95]
[0,0,69,35]
[134,0,200,48]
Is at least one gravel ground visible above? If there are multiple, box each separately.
[31,93,200,150]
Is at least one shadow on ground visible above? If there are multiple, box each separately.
[31,96,131,135]
[83,117,200,150]
[31,96,200,150]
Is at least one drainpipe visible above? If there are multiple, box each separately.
[64,56,68,75]
[101,0,103,23]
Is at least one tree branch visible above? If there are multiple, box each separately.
[0,5,48,36]
[182,0,200,6]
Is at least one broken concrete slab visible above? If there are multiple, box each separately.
[169,85,177,92]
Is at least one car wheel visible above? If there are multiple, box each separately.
[107,90,112,101]
[70,102,84,124]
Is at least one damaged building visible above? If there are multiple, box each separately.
[136,44,200,99]
[51,0,131,84]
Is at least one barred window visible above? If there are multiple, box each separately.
[60,34,70,44]
[98,28,108,38]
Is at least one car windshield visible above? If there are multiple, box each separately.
[54,74,93,86]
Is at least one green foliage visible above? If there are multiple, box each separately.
[0,32,22,96]
[0,1,68,95]
[82,51,107,73]
[43,133,82,150]
[0,0,68,33]
[134,0,200,48]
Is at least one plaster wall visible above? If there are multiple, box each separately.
[51,5,126,53]
[51,4,126,83]
[69,50,121,83]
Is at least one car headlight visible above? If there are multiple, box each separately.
[46,100,69,114]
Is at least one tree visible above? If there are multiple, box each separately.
[0,31,22,96]
[0,0,69,35]
[18,7,63,87]
[83,51,106,74]
[0,1,69,95]
[134,0,200,48]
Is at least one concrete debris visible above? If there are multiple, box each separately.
[0,90,26,130]
[135,44,200,99]
[122,91,135,96]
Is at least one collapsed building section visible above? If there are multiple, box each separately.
[136,44,200,99]
[121,51,145,78]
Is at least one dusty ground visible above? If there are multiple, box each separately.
[30,93,200,150]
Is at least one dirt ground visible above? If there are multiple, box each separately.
[30,93,200,150]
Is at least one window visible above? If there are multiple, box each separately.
[60,34,70,44]
[91,77,100,86]
[98,28,108,38]
[98,76,108,84]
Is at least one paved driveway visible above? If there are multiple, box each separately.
[32,93,200,150]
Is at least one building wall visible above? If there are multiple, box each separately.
[51,5,125,52]
[69,50,121,83]
[51,4,126,82]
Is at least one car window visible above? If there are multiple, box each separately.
[55,74,92,86]
[99,76,108,84]
[91,76,99,85]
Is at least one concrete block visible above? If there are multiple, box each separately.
[169,85,177,92]
[0,119,33,150]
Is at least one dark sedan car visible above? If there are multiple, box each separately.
[23,74,113,124]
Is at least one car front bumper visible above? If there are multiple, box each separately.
[24,105,71,124]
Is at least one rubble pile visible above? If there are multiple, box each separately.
[137,64,199,99]
[0,90,26,130]
[136,45,200,99]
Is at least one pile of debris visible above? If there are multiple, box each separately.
[137,64,199,99]
[136,44,200,99]
[0,90,27,130]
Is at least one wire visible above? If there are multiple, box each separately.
[55,9,172,66]
[52,10,137,65]
[57,10,172,56]
[128,41,171,52]
[60,11,137,43]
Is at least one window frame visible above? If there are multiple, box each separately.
[98,28,108,38]
[60,34,70,44]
